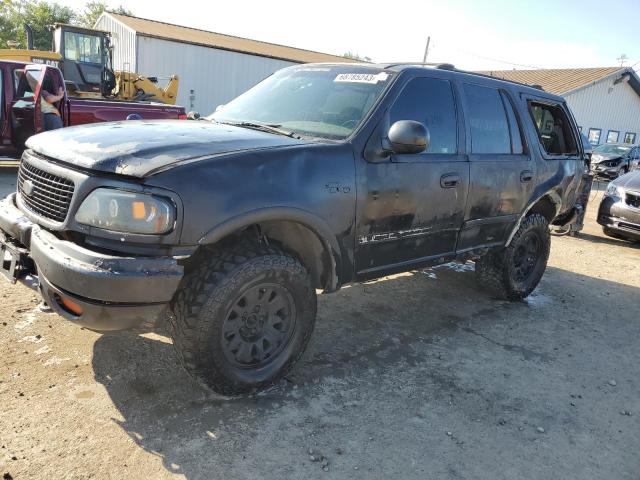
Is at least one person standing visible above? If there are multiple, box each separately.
[41,86,65,131]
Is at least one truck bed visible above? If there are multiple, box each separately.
[68,97,185,126]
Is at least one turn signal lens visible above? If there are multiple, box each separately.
[59,296,83,316]
[131,201,147,220]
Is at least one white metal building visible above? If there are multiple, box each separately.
[95,12,351,114]
[483,67,640,146]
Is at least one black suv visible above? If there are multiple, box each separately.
[0,63,586,394]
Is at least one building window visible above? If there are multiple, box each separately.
[588,128,602,146]
[624,132,636,144]
[606,130,620,143]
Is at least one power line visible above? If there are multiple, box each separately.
[454,48,545,70]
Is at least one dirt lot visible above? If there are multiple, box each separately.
[0,174,639,480]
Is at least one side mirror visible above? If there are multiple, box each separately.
[187,111,200,120]
[386,120,430,154]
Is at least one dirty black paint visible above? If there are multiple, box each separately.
[0,63,585,330]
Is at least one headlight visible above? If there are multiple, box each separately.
[605,183,624,200]
[75,188,175,234]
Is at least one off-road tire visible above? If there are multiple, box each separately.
[475,213,550,300]
[169,242,317,395]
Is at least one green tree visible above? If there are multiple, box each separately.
[77,1,131,28]
[343,51,372,62]
[0,0,75,50]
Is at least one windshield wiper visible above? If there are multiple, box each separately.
[218,121,302,139]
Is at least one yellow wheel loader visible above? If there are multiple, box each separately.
[0,24,179,105]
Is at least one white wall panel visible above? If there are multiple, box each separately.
[566,77,640,143]
[135,36,296,113]
[95,15,137,72]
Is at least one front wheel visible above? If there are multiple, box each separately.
[169,243,317,394]
[475,213,551,300]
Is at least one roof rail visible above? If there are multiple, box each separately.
[459,70,547,92]
[382,63,548,92]
[383,62,456,70]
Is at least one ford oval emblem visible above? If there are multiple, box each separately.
[22,179,34,196]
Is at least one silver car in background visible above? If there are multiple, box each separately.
[590,143,640,179]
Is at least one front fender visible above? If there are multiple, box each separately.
[198,206,343,289]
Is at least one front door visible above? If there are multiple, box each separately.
[0,65,12,159]
[11,64,67,156]
[355,75,470,279]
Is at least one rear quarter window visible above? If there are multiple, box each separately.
[528,101,578,155]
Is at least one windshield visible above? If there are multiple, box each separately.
[209,65,393,140]
[594,144,632,155]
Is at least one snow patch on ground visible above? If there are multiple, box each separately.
[14,309,39,330]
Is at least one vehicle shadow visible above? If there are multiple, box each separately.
[91,263,640,479]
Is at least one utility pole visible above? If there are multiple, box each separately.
[422,36,431,63]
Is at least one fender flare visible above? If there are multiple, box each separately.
[505,191,562,246]
[198,206,343,290]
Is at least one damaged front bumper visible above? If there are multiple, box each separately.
[0,194,184,331]
[598,195,640,240]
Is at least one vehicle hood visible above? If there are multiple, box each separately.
[26,120,308,177]
[591,152,623,163]
[615,170,640,190]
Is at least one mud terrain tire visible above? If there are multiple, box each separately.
[169,242,317,394]
[475,213,550,300]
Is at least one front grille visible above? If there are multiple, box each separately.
[626,191,640,209]
[17,160,75,222]
[619,222,640,232]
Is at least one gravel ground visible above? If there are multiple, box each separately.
[0,173,638,480]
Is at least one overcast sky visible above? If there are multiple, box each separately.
[57,0,639,71]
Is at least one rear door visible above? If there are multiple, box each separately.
[456,83,533,252]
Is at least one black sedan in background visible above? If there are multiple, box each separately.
[590,143,640,179]
[598,170,640,241]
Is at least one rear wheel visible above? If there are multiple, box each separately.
[475,213,551,300]
[169,242,317,394]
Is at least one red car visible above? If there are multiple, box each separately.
[1,61,186,160]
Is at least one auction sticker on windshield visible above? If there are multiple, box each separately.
[334,72,389,84]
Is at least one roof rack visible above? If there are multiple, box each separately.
[383,62,456,70]
[382,62,548,92]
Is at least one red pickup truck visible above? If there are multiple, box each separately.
[1,61,186,160]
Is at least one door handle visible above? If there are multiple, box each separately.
[440,173,460,188]
[520,170,534,183]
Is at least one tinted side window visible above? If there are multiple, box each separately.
[500,92,524,154]
[529,102,578,155]
[390,77,457,154]
[464,84,511,154]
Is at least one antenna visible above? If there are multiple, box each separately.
[617,53,628,67]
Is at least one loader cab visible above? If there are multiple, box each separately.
[53,24,115,98]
